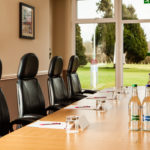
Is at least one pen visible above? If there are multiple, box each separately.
[100,91,113,93]
[75,106,90,108]
[94,96,106,98]
[87,96,106,99]
[40,123,61,125]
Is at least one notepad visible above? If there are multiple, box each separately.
[91,92,113,100]
[28,121,66,129]
[65,105,96,110]
[86,96,106,99]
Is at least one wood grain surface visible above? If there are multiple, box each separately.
[0,87,149,150]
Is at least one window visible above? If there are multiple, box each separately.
[123,23,150,86]
[76,23,115,89]
[122,0,150,19]
[73,0,150,90]
[77,0,114,19]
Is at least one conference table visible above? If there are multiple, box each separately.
[0,87,150,150]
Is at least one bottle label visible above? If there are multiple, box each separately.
[143,103,150,130]
[130,102,140,130]
[143,115,150,121]
[131,115,140,120]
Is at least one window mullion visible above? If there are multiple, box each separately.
[122,19,150,24]
[115,0,123,89]
[75,18,115,24]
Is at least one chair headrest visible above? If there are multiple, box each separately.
[67,55,79,74]
[17,53,39,79]
[0,59,2,79]
[48,56,63,77]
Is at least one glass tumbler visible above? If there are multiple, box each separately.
[96,99,106,112]
[66,115,79,133]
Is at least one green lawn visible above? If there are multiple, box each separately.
[77,63,150,90]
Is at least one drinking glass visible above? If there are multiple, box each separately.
[124,86,129,94]
[121,86,125,94]
[66,115,79,133]
[113,90,121,103]
[96,99,106,112]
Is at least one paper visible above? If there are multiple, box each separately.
[65,105,96,110]
[99,90,114,93]
[91,92,113,100]
[65,103,112,111]
[28,121,66,129]
[87,96,106,99]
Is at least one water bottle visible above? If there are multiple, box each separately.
[142,85,150,131]
[128,84,141,131]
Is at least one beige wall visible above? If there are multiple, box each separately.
[0,0,52,77]
[0,0,74,120]
[0,0,74,73]
[52,0,74,70]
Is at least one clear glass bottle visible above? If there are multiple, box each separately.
[128,84,141,131]
[147,73,150,84]
[142,85,150,131]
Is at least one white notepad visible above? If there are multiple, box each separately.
[28,121,66,129]
[65,105,96,110]
[65,104,112,111]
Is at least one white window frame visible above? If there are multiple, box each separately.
[72,0,150,89]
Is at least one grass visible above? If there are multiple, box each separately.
[77,63,150,90]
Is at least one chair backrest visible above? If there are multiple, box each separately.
[0,60,10,136]
[48,56,68,105]
[17,53,46,118]
[67,55,82,98]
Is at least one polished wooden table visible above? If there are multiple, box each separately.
[0,87,150,150]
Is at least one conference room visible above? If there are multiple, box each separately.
[0,0,150,149]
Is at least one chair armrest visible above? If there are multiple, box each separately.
[9,118,33,132]
[71,94,87,101]
[82,89,97,94]
[45,105,60,112]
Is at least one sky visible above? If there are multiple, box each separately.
[77,0,150,42]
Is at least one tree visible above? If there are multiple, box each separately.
[76,24,87,65]
[123,5,148,63]
[96,1,148,63]
[95,23,115,61]
[95,0,115,61]
[96,0,113,18]
[124,23,148,63]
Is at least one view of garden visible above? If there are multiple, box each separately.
[76,0,150,89]
[78,63,150,90]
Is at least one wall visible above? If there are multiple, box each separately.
[0,0,51,77]
[52,0,74,70]
[0,0,74,120]
[0,0,52,120]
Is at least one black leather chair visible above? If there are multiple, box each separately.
[0,59,31,137]
[67,55,97,99]
[48,56,74,109]
[17,53,53,121]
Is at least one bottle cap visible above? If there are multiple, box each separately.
[146,84,150,87]
[132,84,137,87]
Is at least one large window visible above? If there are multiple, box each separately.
[75,0,115,90]
[123,23,150,86]
[122,0,150,86]
[76,23,115,89]
[73,0,150,90]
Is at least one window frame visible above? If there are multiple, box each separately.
[72,0,150,89]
